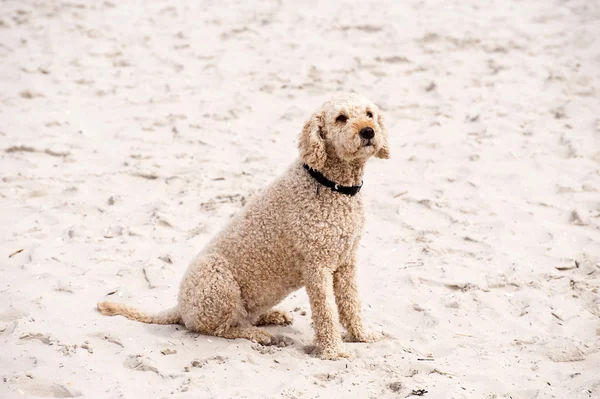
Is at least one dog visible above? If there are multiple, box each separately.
[98,92,389,360]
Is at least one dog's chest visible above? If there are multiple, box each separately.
[331,214,362,243]
[321,201,364,262]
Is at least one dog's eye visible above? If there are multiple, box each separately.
[366,111,373,118]
[336,114,348,123]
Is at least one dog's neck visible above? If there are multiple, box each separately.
[317,155,366,188]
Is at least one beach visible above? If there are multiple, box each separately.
[1,0,599,398]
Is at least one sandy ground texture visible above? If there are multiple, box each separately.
[1,0,600,398]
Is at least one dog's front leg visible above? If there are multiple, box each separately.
[333,260,380,343]
[304,265,350,360]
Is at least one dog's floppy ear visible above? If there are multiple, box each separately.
[298,110,327,170]
[375,111,390,159]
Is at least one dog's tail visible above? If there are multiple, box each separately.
[97,301,182,325]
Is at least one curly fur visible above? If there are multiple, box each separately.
[98,93,389,360]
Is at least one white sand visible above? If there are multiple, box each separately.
[1,0,599,398]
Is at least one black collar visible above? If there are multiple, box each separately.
[303,164,363,196]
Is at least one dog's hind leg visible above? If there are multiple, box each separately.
[178,255,243,333]
[178,254,273,345]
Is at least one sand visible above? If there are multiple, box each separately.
[1,0,599,398]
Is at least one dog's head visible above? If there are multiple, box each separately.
[298,93,389,170]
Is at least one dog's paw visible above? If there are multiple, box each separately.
[252,330,275,346]
[256,310,293,326]
[275,311,294,326]
[319,346,353,361]
[304,343,352,360]
[343,330,382,343]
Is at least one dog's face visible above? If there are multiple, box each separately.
[299,93,389,170]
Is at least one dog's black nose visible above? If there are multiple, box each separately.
[359,127,374,140]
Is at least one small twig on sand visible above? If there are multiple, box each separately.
[44,148,70,157]
[406,389,428,397]
[143,267,156,289]
[429,368,456,377]
[5,146,70,157]
[417,358,434,361]
[5,145,35,153]
[551,312,564,321]
[103,335,124,347]
[8,249,24,258]
[555,259,578,271]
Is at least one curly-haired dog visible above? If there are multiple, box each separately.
[98,93,390,360]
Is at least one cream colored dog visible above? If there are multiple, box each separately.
[98,93,389,360]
